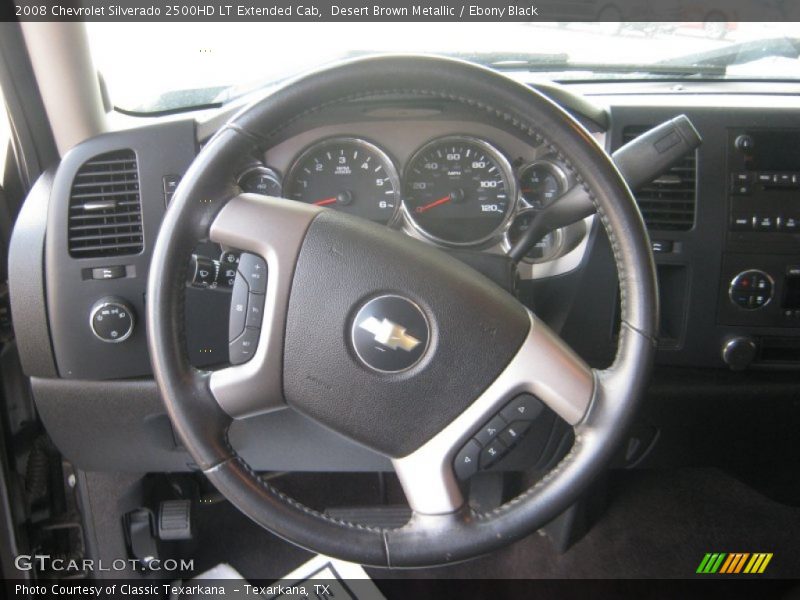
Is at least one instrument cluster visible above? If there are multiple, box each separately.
[239,134,572,264]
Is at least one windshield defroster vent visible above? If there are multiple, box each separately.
[68,150,143,258]
[622,125,697,231]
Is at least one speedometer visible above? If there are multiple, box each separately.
[285,137,400,225]
[403,136,516,246]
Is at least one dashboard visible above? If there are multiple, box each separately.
[9,78,800,473]
[239,122,595,276]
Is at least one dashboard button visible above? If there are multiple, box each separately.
[780,216,799,232]
[90,298,135,343]
[500,394,544,424]
[730,215,753,231]
[651,240,674,253]
[229,275,248,342]
[238,253,267,294]
[229,327,259,365]
[755,215,777,231]
[729,270,774,310]
[756,172,774,184]
[91,265,125,280]
[731,172,752,183]
[734,134,754,152]
[474,415,507,446]
[731,184,751,195]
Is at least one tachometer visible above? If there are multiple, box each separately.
[403,136,516,246]
[285,138,400,225]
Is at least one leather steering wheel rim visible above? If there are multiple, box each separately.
[146,55,658,568]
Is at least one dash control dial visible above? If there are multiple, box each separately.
[729,269,774,310]
[90,297,135,343]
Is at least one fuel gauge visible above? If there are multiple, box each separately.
[518,160,568,208]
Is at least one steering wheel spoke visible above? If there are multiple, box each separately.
[207,194,320,417]
[393,311,594,515]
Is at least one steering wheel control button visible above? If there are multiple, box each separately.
[90,298,135,343]
[729,270,774,310]
[480,438,508,469]
[245,293,264,329]
[454,440,481,481]
[475,415,507,446]
[229,327,259,365]
[499,421,533,448]
[500,394,545,424]
[238,253,267,294]
[229,275,248,342]
[350,295,430,373]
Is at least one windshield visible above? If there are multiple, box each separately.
[86,22,800,113]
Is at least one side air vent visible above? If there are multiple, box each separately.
[68,149,143,258]
[622,125,697,231]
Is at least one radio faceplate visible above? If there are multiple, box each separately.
[727,129,800,253]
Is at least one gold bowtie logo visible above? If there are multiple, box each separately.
[358,317,421,352]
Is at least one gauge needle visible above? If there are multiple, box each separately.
[415,195,451,214]
[314,197,338,206]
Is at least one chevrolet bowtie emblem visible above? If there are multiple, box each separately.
[358,316,421,352]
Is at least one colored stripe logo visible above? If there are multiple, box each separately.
[697,553,773,574]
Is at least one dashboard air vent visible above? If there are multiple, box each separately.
[68,149,143,258]
[621,125,697,231]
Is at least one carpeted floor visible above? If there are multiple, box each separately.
[188,467,800,580]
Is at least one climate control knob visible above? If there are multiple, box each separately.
[90,297,135,343]
[729,270,773,310]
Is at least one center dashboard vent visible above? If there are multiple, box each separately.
[68,149,143,258]
[621,125,697,231]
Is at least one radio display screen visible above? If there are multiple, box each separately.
[745,131,800,172]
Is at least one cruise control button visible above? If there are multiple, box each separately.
[245,292,264,329]
[500,394,544,423]
[229,275,248,342]
[475,415,507,446]
[480,439,508,468]
[499,421,533,448]
[238,253,267,294]
[229,327,260,365]
[454,439,481,480]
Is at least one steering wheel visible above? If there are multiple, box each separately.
[146,55,657,567]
